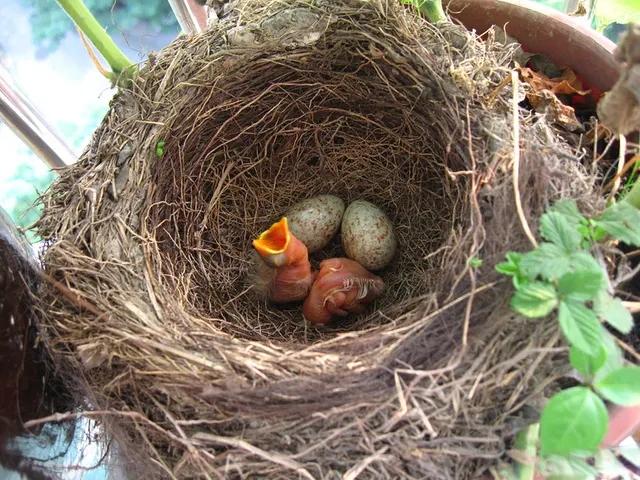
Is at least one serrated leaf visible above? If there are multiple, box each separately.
[557,270,604,301]
[569,345,607,379]
[496,252,523,276]
[567,251,602,274]
[593,202,640,247]
[558,300,604,355]
[540,387,608,456]
[591,225,607,242]
[577,223,591,240]
[593,291,634,334]
[519,243,570,280]
[594,366,640,406]
[512,275,524,289]
[495,261,514,275]
[593,333,625,382]
[540,211,583,251]
[549,199,586,226]
[511,282,558,318]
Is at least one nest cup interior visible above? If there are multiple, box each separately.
[149,39,468,343]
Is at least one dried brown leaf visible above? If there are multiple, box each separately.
[598,24,640,135]
[519,66,590,96]
[528,90,582,131]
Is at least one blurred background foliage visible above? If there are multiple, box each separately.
[594,0,637,26]
[534,0,637,42]
[2,156,56,243]
[0,104,106,243]
[20,0,179,54]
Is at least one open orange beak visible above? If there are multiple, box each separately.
[253,217,291,267]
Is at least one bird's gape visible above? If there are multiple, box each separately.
[252,217,291,268]
[253,217,314,303]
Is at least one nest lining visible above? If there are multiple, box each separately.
[36,0,601,478]
[150,49,462,342]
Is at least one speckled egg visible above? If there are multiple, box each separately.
[286,195,345,253]
[341,200,397,271]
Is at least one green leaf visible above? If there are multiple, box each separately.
[593,291,634,334]
[558,300,604,355]
[569,345,607,379]
[567,252,602,274]
[590,224,607,243]
[557,270,604,301]
[540,387,608,456]
[594,366,640,406]
[519,245,602,284]
[511,282,558,318]
[549,199,586,227]
[593,202,640,247]
[496,252,522,276]
[468,256,483,269]
[540,211,582,251]
[155,140,166,158]
[593,333,625,382]
[520,243,570,280]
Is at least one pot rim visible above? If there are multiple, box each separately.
[445,0,620,91]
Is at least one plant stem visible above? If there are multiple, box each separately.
[416,0,448,23]
[56,0,134,79]
[514,423,539,480]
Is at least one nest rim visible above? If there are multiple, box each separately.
[34,1,602,477]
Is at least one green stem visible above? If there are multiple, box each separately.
[56,0,134,78]
[514,423,539,480]
[624,176,640,210]
[416,0,448,23]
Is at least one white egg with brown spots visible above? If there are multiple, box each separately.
[286,195,345,253]
[341,200,397,271]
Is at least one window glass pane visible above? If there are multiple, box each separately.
[0,144,54,243]
[0,0,179,240]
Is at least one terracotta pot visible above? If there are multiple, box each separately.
[445,0,620,91]
[603,405,640,448]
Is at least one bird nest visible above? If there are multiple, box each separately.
[36,0,600,478]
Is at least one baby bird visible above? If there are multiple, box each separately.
[252,217,314,303]
[303,258,384,326]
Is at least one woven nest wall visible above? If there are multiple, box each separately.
[36,0,601,478]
